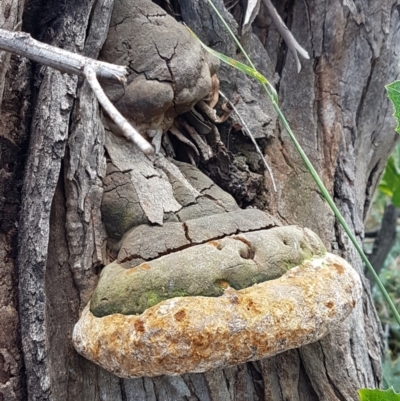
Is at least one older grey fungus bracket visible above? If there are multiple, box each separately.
[73,223,362,378]
[90,224,325,316]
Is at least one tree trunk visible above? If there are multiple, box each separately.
[0,0,399,400]
[0,1,30,399]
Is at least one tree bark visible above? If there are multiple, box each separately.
[0,0,399,400]
[0,1,29,399]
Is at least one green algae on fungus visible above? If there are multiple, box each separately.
[90,226,326,317]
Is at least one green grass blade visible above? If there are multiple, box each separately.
[191,1,279,102]
[203,0,400,325]
[187,27,268,84]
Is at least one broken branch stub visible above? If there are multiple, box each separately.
[73,252,361,378]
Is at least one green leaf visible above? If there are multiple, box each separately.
[379,156,400,207]
[386,81,400,134]
[392,186,400,209]
[358,387,400,401]
[379,157,396,195]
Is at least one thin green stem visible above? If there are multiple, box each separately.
[205,0,276,100]
[206,0,252,66]
[206,0,400,325]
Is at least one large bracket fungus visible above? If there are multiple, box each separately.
[72,133,362,379]
[73,245,361,378]
[72,0,362,380]
[73,183,362,378]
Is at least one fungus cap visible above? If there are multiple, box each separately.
[73,253,361,378]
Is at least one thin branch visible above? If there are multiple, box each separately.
[0,28,155,156]
[83,66,154,156]
[0,29,127,83]
[262,0,309,73]
[219,90,277,192]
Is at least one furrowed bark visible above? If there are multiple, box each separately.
[0,2,29,400]
[17,1,105,399]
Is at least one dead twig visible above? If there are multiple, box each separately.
[0,29,127,82]
[83,66,154,155]
[262,0,309,73]
[179,120,213,161]
[169,125,200,156]
[0,28,155,156]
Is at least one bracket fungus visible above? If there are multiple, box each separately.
[73,225,361,378]
[67,0,362,380]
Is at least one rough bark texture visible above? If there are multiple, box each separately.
[0,1,29,400]
[0,0,399,400]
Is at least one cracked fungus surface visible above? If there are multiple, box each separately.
[99,0,219,131]
[73,253,362,378]
[90,225,326,317]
